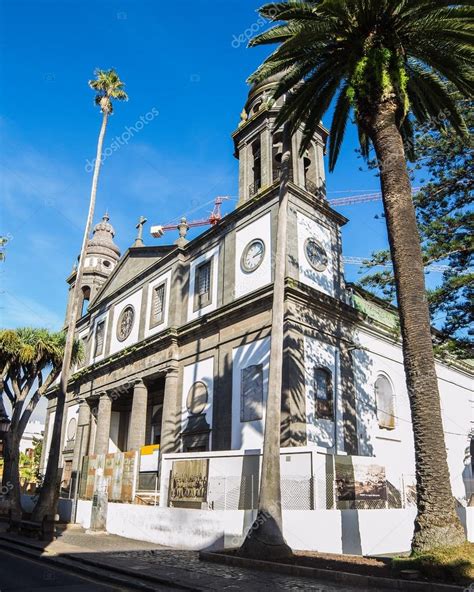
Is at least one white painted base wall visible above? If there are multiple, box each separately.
[74,502,474,554]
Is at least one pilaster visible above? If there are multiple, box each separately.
[128,379,148,451]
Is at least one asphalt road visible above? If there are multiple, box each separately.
[0,548,129,591]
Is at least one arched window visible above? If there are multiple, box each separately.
[251,139,261,194]
[314,367,333,420]
[80,286,91,318]
[375,374,396,429]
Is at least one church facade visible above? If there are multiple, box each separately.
[42,75,473,540]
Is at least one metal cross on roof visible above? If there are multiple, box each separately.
[133,216,147,247]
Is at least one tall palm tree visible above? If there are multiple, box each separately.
[243,0,473,554]
[0,328,81,516]
[32,69,128,521]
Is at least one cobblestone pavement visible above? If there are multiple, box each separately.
[1,526,394,591]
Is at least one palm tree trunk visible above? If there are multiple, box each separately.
[1,431,22,516]
[32,112,109,521]
[368,101,465,552]
[238,124,292,560]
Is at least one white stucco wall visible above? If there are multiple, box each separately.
[353,328,473,504]
[109,289,143,355]
[181,357,214,447]
[231,336,271,450]
[144,268,172,338]
[296,211,334,297]
[62,404,79,452]
[234,212,272,299]
[90,309,109,363]
[304,336,345,452]
[74,499,473,553]
[75,328,89,370]
[187,244,220,322]
[75,446,474,553]
[42,411,55,470]
[109,411,121,453]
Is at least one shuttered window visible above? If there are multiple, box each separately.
[375,375,396,429]
[314,367,333,420]
[151,283,166,327]
[194,259,213,310]
[94,320,105,357]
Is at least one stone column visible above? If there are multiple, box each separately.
[260,125,272,188]
[94,392,112,455]
[72,400,91,471]
[238,142,249,205]
[160,369,179,454]
[127,379,148,451]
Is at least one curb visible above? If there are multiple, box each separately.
[199,551,465,592]
[0,536,200,592]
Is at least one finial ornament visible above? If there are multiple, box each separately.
[132,215,147,247]
[175,217,190,247]
[239,108,248,127]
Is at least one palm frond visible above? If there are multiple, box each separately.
[328,83,351,171]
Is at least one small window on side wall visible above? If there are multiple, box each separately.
[194,259,212,310]
[150,282,166,328]
[375,374,396,430]
[94,320,105,357]
[314,367,333,420]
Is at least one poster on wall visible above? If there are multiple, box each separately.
[104,453,115,498]
[169,459,209,507]
[335,456,387,502]
[121,451,138,502]
[139,444,160,472]
[111,452,125,501]
[84,455,98,499]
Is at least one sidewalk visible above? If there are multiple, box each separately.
[0,523,390,591]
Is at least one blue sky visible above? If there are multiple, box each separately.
[1,0,430,333]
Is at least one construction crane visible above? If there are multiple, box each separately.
[329,193,382,207]
[343,256,454,273]
[150,196,230,239]
[328,188,421,207]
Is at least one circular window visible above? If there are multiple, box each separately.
[186,381,208,416]
[117,305,135,342]
[67,417,77,441]
[102,260,111,268]
[304,238,328,272]
[241,239,266,273]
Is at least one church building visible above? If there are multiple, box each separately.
[41,74,473,552]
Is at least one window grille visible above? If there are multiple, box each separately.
[314,367,333,419]
[94,320,105,357]
[151,283,165,326]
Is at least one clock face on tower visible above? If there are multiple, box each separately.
[304,238,328,272]
[241,239,266,273]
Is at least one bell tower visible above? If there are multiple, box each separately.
[232,72,328,206]
[65,212,121,322]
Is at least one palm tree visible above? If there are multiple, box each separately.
[243,0,473,554]
[0,328,81,516]
[32,69,128,521]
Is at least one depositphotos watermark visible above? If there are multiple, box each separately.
[231,8,277,49]
[85,107,159,172]
[0,481,13,499]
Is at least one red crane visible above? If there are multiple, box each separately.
[150,196,229,239]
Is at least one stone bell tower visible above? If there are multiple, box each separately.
[65,212,121,322]
[232,72,328,206]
